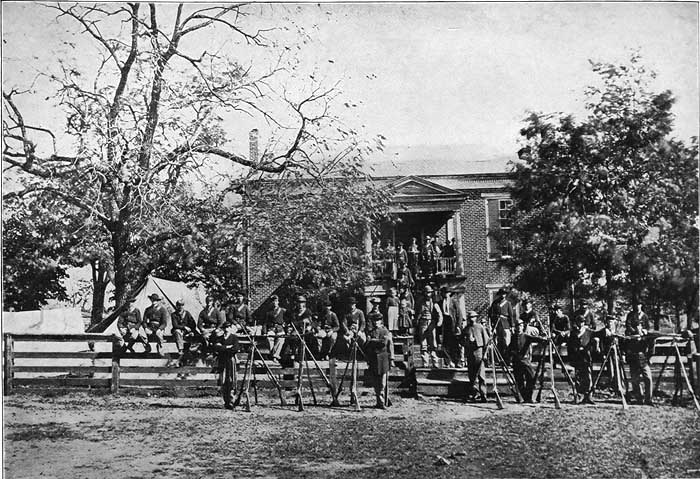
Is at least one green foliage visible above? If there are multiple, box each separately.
[511,53,699,311]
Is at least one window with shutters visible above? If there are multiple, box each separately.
[486,197,513,260]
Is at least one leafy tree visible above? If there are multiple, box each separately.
[3,4,365,319]
[2,198,70,310]
[511,53,698,315]
[240,153,390,303]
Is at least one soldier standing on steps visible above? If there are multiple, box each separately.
[366,313,395,409]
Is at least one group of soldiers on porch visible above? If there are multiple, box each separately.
[116,285,694,409]
[373,235,457,282]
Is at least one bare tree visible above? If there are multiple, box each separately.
[3,3,347,322]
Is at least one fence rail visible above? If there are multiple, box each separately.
[3,333,415,395]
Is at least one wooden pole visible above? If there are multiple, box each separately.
[491,343,503,409]
[548,341,561,409]
[296,343,305,412]
[4,334,14,395]
[612,342,628,410]
[350,342,361,412]
[673,341,700,412]
[110,336,120,394]
[329,358,340,407]
[306,357,318,406]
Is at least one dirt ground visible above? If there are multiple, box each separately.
[3,391,700,479]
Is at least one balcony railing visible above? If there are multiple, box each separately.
[371,256,457,280]
[436,257,456,275]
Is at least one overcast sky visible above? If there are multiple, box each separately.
[2,2,698,161]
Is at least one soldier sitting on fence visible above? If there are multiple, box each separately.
[117,297,148,353]
[317,300,340,360]
[198,295,225,347]
[264,295,286,363]
[142,294,170,355]
[171,298,202,359]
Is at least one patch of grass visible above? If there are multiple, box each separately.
[5,422,84,442]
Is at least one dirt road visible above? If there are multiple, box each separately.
[4,392,699,478]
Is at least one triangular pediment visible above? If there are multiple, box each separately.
[390,176,461,196]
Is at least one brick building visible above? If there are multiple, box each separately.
[243,144,516,318]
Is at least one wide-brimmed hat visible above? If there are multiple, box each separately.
[296,295,306,303]
[423,285,433,293]
[148,293,161,301]
[370,297,381,304]
[467,310,478,318]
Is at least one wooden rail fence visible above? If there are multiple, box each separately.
[3,333,415,396]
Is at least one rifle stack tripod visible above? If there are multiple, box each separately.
[484,318,578,409]
[227,320,387,412]
[589,332,700,411]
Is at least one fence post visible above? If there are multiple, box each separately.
[4,334,14,395]
[111,336,120,394]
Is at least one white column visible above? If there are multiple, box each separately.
[452,210,464,276]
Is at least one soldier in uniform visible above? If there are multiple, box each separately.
[343,297,366,342]
[171,298,200,355]
[512,313,547,403]
[142,294,169,355]
[198,295,224,346]
[550,304,571,340]
[625,304,653,405]
[461,311,488,402]
[569,313,608,404]
[229,291,254,334]
[286,295,313,363]
[211,320,239,409]
[365,313,395,409]
[117,298,147,352]
[416,285,442,367]
[318,300,340,360]
[366,297,384,336]
[265,295,286,363]
[488,288,514,363]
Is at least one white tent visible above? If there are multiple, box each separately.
[88,276,207,335]
[2,308,85,334]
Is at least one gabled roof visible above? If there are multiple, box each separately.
[367,144,515,177]
[389,175,463,196]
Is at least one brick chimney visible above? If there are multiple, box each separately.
[249,129,259,163]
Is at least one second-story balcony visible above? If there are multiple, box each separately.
[371,255,459,282]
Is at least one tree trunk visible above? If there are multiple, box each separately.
[605,269,615,314]
[90,278,109,327]
[89,258,112,326]
[111,225,129,308]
